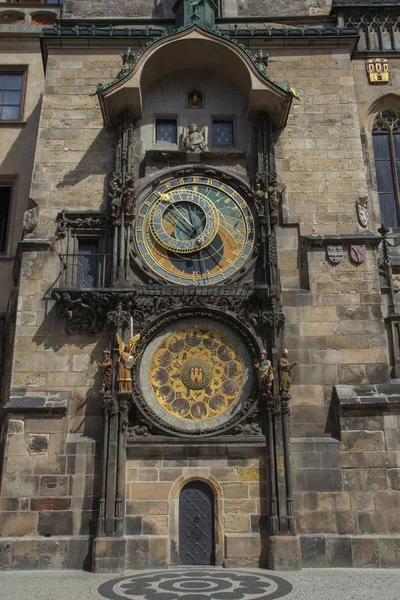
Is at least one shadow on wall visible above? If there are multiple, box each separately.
[0,97,43,245]
[152,0,176,18]
[55,126,116,206]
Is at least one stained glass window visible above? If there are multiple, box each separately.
[156,118,177,144]
[373,110,400,227]
[213,119,234,146]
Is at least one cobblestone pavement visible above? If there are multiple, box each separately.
[0,567,399,600]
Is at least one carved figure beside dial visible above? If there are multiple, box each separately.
[255,350,274,393]
[134,176,255,285]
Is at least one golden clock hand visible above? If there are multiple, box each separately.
[162,204,194,237]
[159,193,198,233]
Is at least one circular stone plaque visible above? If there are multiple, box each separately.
[139,318,254,434]
[181,358,212,390]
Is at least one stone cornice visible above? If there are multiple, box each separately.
[301,233,381,248]
[335,384,400,409]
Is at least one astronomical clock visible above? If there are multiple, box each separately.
[131,170,259,437]
[134,175,255,286]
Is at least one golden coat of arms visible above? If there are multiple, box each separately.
[366,58,390,84]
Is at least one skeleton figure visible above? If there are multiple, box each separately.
[182,123,208,152]
[120,178,136,216]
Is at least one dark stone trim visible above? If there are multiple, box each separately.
[3,391,70,413]
[41,24,359,40]
[17,239,52,251]
[301,233,381,247]
[127,435,265,446]
[335,383,400,408]
[333,1,400,6]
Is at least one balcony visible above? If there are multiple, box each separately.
[59,253,110,289]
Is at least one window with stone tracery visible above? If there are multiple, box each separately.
[372,109,400,227]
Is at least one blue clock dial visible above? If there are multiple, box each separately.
[135,176,255,286]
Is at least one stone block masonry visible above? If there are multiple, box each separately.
[124,445,268,569]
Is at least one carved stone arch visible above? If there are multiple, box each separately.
[0,11,25,24]
[30,11,58,25]
[365,94,400,229]
[366,94,400,132]
[169,473,224,566]
[135,163,255,200]
[97,25,294,129]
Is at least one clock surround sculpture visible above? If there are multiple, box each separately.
[52,106,296,567]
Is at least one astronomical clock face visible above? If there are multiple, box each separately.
[135,175,255,285]
[138,319,255,434]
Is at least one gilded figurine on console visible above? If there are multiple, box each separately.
[97,349,113,393]
[254,350,274,393]
[279,349,298,396]
[116,333,140,394]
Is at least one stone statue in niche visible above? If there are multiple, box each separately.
[188,89,203,109]
[97,349,113,393]
[182,123,208,152]
[279,349,298,396]
[120,178,136,216]
[254,350,274,393]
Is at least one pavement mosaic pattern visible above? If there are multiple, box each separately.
[0,567,400,600]
[97,570,292,600]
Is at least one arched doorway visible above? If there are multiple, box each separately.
[179,480,215,565]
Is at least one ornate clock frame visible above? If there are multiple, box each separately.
[51,110,295,540]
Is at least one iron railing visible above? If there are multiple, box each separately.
[59,253,110,289]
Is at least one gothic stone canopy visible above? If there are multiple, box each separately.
[96,25,295,129]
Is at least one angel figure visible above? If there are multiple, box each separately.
[182,123,208,152]
[116,333,140,394]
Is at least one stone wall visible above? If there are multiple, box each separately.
[291,396,400,567]
[124,445,267,569]
[140,70,248,154]
[0,244,105,564]
[0,39,43,313]
[265,45,388,437]
[61,0,333,19]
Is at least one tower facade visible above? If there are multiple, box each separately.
[1,0,400,570]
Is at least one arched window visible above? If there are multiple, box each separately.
[372,109,400,227]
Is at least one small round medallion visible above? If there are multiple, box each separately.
[181,358,212,390]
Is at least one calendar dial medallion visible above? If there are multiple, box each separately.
[135,176,255,285]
